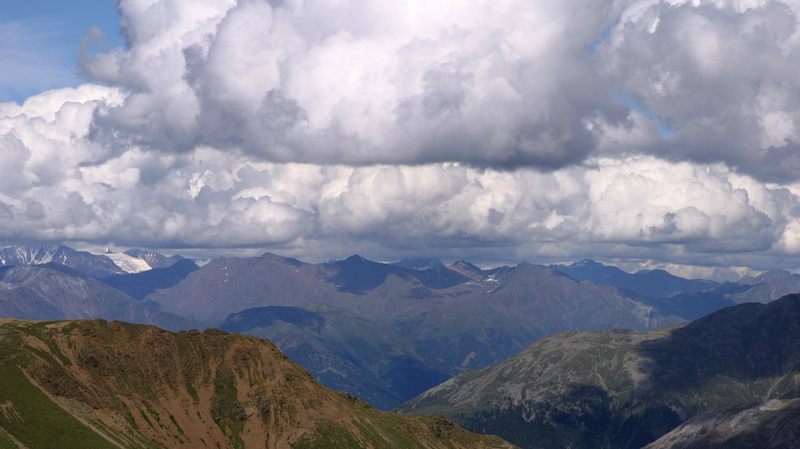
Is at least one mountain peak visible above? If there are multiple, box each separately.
[394,257,446,270]
[755,269,796,283]
[259,251,305,267]
[554,258,716,299]
[451,260,484,275]
[345,254,369,263]
[330,255,403,293]
[513,261,549,272]
[571,258,603,268]
[124,248,186,268]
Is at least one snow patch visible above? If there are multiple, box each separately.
[98,252,152,273]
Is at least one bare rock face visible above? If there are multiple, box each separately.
[0,319,515,449]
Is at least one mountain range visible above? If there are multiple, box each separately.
[220,305,450,409]
[551,259,717,299]
[0,245,186,277]
[0,264,195,331]
[400,293,800,449]
[0,245,126,278]
[1,244,800,414]
[143,252,685,407]
[2,243,800,447]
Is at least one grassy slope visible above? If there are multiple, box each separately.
[0,319,514,449]
[0,364,117,449]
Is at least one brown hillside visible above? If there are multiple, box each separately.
[0,319,514,449]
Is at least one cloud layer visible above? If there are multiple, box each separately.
[77,0,800,180]
[81,0,622,168]
[3,0,800,275]
[3,83,800,273]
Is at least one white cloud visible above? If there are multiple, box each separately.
[601,0,800,181]
[74,0,800,183]
[4,84,800,274]
[84,0,625,167]
[4,0,800,275]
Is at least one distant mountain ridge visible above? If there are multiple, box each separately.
[327,255,470,293]
[0,264,194,330]
[0,245,125,278]
[551,259,718,298]
[220,305,451,409]
[0,245,188,277]
[3,244,800,413]
[731,269,800,304]
[147,251,684,408]
[547,259,800,321]
[123,248,186,268]
[100,258,199,300]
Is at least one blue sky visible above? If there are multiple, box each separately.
[0,0,122,103]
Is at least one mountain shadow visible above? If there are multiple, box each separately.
[400,294,800,449]
[101,258,199,300]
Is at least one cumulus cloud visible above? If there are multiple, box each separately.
[83,0,626,167]
[74,0,800,182]
[4,0,800,275]
[4,84,800,274]
[600,0,800,182]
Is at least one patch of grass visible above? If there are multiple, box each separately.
[139,408,155,429]
[0,431,21,449]
[211,363,246,449]
[126,409,140,432]
[36,331,72,367]
[185,381,199,402]
[88,417,137,448]
[291,421,365,449]
[145,403,162,423]
[174,334,202,401]
[119,321,146,340]
[0,364,117,449]
[22,345,60,367]
[352,417,420,449]
[169,414,185,435]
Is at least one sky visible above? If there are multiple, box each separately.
[0,0,123,102]
[1,0,800,279]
